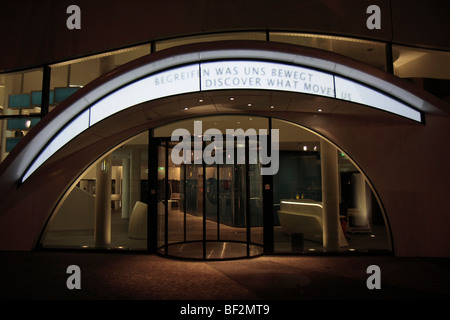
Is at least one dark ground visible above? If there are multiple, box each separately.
[1,251,449,316]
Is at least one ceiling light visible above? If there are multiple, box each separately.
[184,107,189,110]
[230,97,235,101]
[270,105,275,109]
[199,99,204,103]
[248,103,252,107]
[318,108,323,112]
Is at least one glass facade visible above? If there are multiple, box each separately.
[153,116,267,259]
[41,115,390,258]
[270,32,388,71]
[1,30,448,161]
[42,132,149,250]
[272,119,389,253]
[2,29,447,258]
[0,68,43,161]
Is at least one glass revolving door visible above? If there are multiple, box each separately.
[154,116,266,260]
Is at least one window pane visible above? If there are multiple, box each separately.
[0,69,42,161]
[49,45,150,113]
[155,32,266,51]
[41,131,149,250]
[270,32,387,71]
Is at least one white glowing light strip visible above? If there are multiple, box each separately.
[20,59,423,183]
[22,110,90,182]
[90,64,200,125]
[281,201,323,208]
[200,60,335,97]
[334,76,422,122]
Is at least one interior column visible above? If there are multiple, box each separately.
[94,155,112,247]
[121,155,130,218]
[320,139,340,251]
[130,148,141,214]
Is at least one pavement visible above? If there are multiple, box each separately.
[1,250,449,316]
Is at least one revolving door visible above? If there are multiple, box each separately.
[153,133,264,260]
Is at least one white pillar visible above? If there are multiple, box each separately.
[121,156,130,218]
[130,148,141,213]
[94,155,112,247]
[112,166,121,209]
[320,139,340,251]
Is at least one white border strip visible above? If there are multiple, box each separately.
[20,54,424,183]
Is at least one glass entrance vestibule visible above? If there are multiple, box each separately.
[41,115,391,259]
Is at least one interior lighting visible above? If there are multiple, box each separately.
[270,105,275,109]
[317,108,323,112]
[248,103,252,107]
[230,97,235,101]
[281,200,323,208]
[184,107,189,110]
[199,99,204,102]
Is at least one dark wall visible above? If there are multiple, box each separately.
[1,0,448,72]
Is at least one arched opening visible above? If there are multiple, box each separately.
[40,113,391,259]
[6,41,433,256]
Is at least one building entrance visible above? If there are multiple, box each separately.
[152,117,267,259]
[40,115,391,257]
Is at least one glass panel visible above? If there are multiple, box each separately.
[155,32,266,52]
[272,118,323,253]
[49,45,150,113]
[205,159,218,242]
[184,146,204,244]
[167,141,185,245]
[217,162,236,242]
[157,141,166,252]
[338,152,390,252]
[272,118,389,253]
[155,115,268,259]
[249,139,263,246]
[41,131,149,250]
[393,45,450,80]
[392,45,450,100]
[0,69,43,161]
[270,32,387,71]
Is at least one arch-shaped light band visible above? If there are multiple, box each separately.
[21,59,422,183]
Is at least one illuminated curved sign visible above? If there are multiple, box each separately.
[21,58,423,183]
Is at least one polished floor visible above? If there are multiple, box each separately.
[42,207,390,258]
